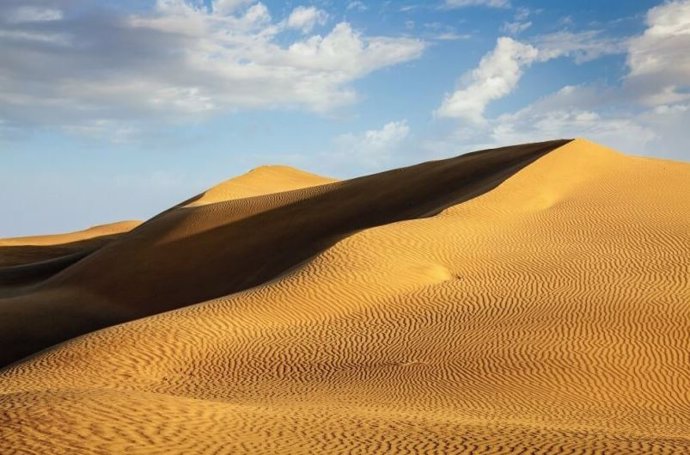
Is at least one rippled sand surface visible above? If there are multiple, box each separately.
[1,139,689,454]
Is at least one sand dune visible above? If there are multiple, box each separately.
[0,220,141,292]
[182,165,337,206]
[0,140,562,367]
[0,220,141,248]
[0,220,140,266]
[1,139,689,453]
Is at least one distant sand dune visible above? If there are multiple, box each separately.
[0,220,140,266]
[0,221,141,291]
[1,139,689,454]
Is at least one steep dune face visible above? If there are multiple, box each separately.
[0,140,564,367]
[1,139,690,453]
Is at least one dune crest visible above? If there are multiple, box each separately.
[182,165,337,207]
[1,138,689,454]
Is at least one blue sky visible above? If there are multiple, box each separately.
[1,0,689,236]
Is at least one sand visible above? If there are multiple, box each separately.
[0,220,141,292]
[1,138,689,453]
[0,220,140,266]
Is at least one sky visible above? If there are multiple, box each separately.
[1,0,689,236]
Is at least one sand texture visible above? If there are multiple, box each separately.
[1,138,689,454]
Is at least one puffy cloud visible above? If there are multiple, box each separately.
[444,0,510,8]
[435,37,538,123]
[0,0,425,136]
[433,25,631,126]
[333,120,410,168]
[432,1,690,160]
[286,6,328,33]
[626,0,690,106]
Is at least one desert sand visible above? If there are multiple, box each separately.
[1,138,689,453]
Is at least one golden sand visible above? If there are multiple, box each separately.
[1,139,689,453]
[0,220,140,247]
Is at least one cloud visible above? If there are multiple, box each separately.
[433,26,632,127]
[346,1,368,12]
[489,93,657,154]
[332,120,410,168]
[286,6,328,33]
[501,20,531,35]
[433,32,472,41]
[535,30,627,64]
[435,37,538,123]
[625,0,690,107]
[0,0,425,137]
[444,0,510,8]
[431,1,690,161]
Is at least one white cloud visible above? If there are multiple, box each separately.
[626,0,690,107]
[501,21,531,35]
[433,32,471,41]
[535,30,627,64]
[286,6,328,33]
[0,0,425,137]
[431,0,690,161]
[333,120,410,168]
[444,0,510,8]
[213,0,254,15]
[435,37,538,123]
[346,1,368,12]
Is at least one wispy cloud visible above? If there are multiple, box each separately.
[443,0,510,9]
[435,37,539,123]
[331,120,411,169]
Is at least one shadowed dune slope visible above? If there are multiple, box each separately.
[0,220,140,267]
[0,139,566,367]
[2,138,690,453]
[0,221,142,292]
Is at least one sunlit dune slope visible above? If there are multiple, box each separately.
[181,165,337,206]
[1,138,690,454]
[0,139,563,367]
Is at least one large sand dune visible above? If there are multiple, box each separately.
[1,139,689,453]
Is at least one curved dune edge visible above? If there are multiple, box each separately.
[1,138,690,453]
